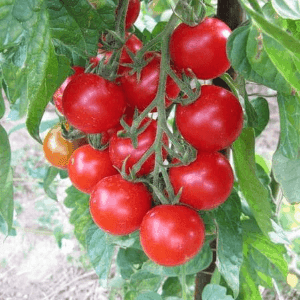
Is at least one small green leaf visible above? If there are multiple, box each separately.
[162,277,182,298]
[43,166,59,201]
[251,97,270,137]
[214,190,243,298]
[86,223,115,280]
[130,270,163,293]
[233,128,273,236]
[136,292,162,300]
[271,0,300,20]
[202,284,234,300]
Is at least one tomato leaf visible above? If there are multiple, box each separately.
[202,284,234,300]
[86,223,115,280]
[214,190,243,299]
[162,277,182,298]
[64,185,93,246]
[271,0,300,20]
[232,128,273,236]
[0,125,13,235]
[276,93,300,160]
[43,166,59,201]
[130,270,163,293]
[227,24,293,95]
[251,97,270,137]
[136,292,162,300]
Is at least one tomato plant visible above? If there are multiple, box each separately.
[68,145,118,194]
[90,174,152,235]
[117,0,140,29]
[140,205,205,266]
[176,85,244,152]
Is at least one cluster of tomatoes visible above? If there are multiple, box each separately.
[43,0,244,267]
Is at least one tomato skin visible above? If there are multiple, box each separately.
[109,118,168,176]
[68,145,118,194]
[43,124,86,170]
[169,152,234,211]
[140,205,205,266]
[121,52,180,111]
[62,73,126,134]
[90,174,152,235]
[169,17,231,80]
[176,85,243,152]
[53,66,85,114]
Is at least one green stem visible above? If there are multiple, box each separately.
[181,264,188,300]
[115,0,129,38]
[220,73,240,98]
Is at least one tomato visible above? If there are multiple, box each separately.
[140,205,205,266]
[169,152,234,211]
[116,0,140,29]
[121,52,180,111]
[176,85,243,152]
[62,73,126,134]
[68,145,118,194]
[89,33,142,75]
[43,123,86,170]
[169,17,232,80]
[90,174,152,235]
[109,118,168,176]
[53,66,85,114]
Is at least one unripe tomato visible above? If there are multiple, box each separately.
[169,152,234,211]
[90,174,152,235]
[176,85,243,152]
[62,73,126,134]
[169,17,232,80]
[68,145,118,194]
[140,205,205,266]
[43,123,86,170]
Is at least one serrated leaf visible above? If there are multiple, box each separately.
[232,128,273,236]
[202,284,234,300]
[227,24,293,94]
[272,150,300,203]
[86,223,115,280]
[43,166,59,201]
[214,190,243,298]
[277,93,300,159]
[142,241,212,277]
[136,292,162,300]
[271,0,300,20]
[251,97,270,137]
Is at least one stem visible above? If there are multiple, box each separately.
[115,0,129,39]
[181,264,188,300]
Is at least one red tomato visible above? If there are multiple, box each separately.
[90,174,152,235]
[140,205,205,266]
[121,52,180,111]
[116,0,140,29]
[109,118,168,176]
[62,73,126,134]
[68,145,118,194]
[169,152,234,211]
[43,123,86,170]
[176,85,243,152]
[89,33,142,75]
[169,17,232,80]
[53,66,85,114]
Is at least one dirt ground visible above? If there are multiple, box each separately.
[0,83,283,299]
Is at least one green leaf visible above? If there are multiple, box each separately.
[130,270,163,293]
[202,284,234,300]
[64,185,93,246]
[277,93,300,159]
[227,24,293,94]
[214,190,243,298]
[162,277,182,298]
[232,128,273,236]
[271,0,300,20]
[106,230,141,249]
[86,223,115,280]
[116,247,148,279]
[43,166,59,201]
[251,97,270,137]
[272,150,300,203]
[142,241,212,277]
[136,292,162,300]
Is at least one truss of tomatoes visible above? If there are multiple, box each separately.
[44,12,243,267]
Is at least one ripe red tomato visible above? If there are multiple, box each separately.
[68,145,118,194]
[120,52,180,111]
[169,152,234,211]
[109,118,168,176]
[116,0,140,29]
[90,174,152,235]
[140,205,205,266]
[169,17,232,80]
[176,85,243,152]
[53,66,85,114]
[89,33,142,75]
[62,73,126,134]
[43,123,86,170]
